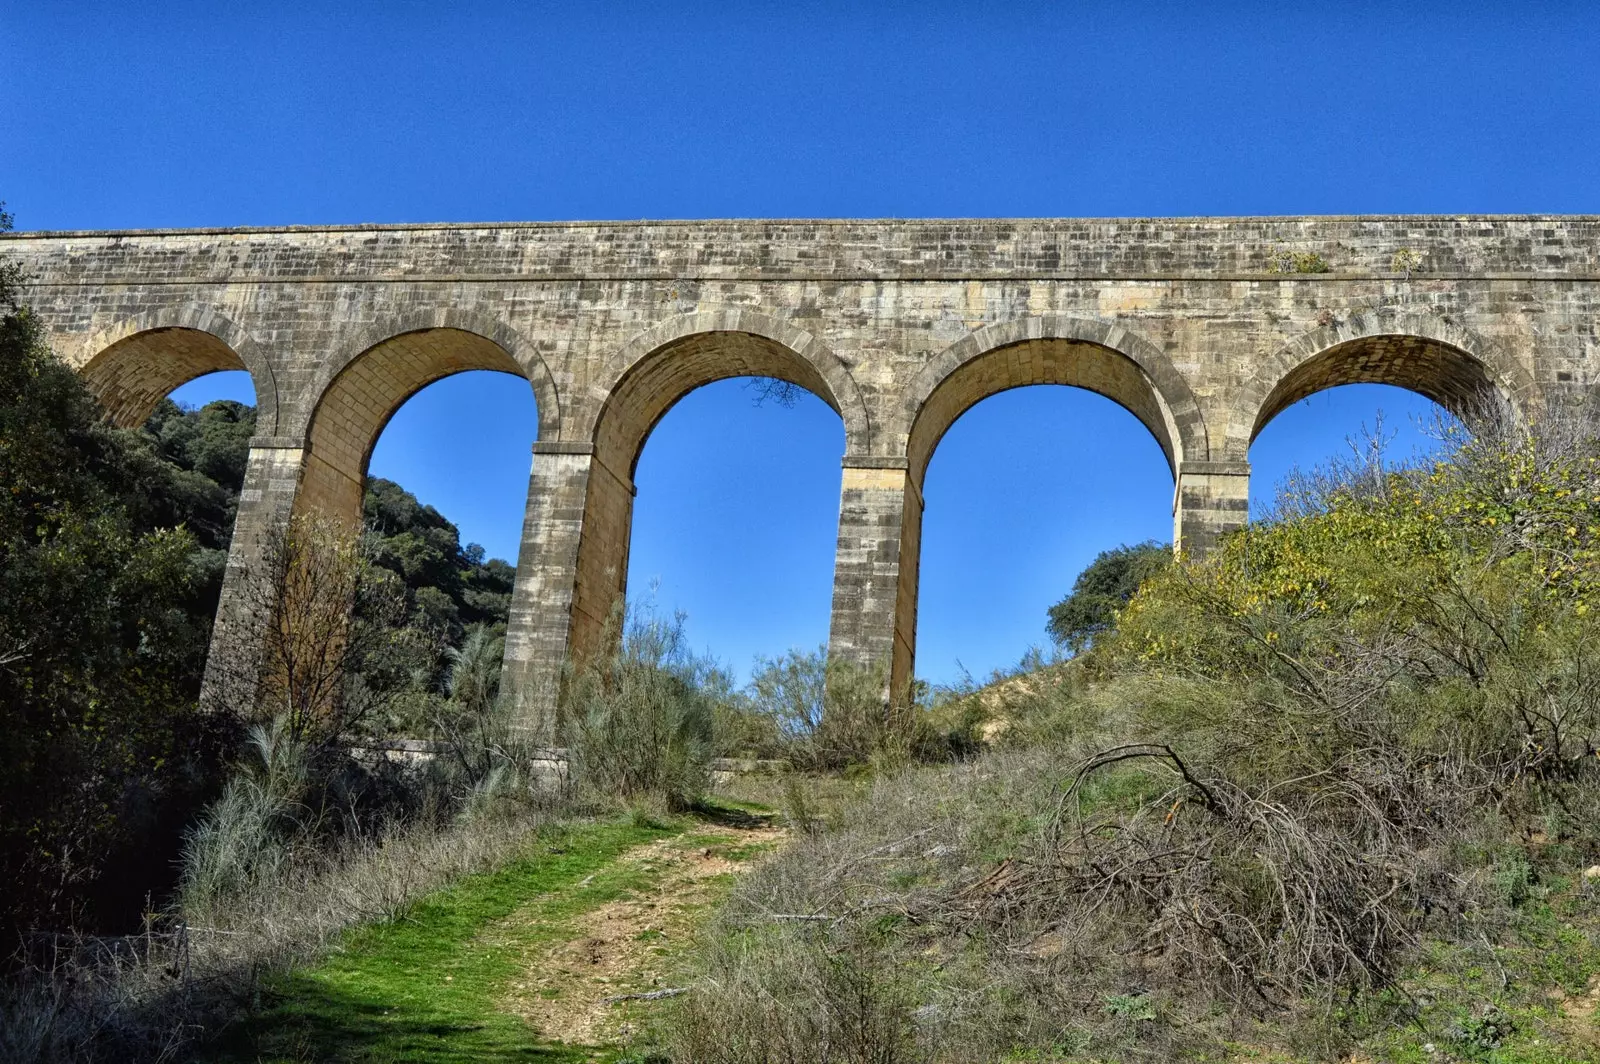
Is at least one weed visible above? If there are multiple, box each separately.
[1392,246,1425,276]
[1268,248,1333,274]
[1447,1005,1517,1056]
[1102,993,1157,1022]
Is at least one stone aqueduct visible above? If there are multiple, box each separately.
[4,216,1598,733]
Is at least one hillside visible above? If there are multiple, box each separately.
[656,410,1600,1063]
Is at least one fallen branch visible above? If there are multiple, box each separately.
[605,987,687,1004]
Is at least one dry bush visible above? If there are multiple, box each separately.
[672,745,1256,1061]
[667,681,1538,1061]
[744,649,937,770]
[668,749,1140,1063]
[0,927,202,1064]
[673,927,920,1064]
[210,510,405,747]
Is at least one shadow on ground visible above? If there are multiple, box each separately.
[205,968,605,1064]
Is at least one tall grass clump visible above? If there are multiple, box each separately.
[179,715,310,914]
[429,623,554,824]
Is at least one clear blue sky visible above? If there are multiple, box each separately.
[6,2,1597,684]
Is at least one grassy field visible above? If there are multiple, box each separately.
[203,809,781,1064]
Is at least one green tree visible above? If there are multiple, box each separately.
[1045,541,1171,652]
[0,205,231,938]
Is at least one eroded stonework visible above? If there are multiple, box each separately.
[5,216,1597,732]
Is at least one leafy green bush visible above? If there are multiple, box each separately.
[0,216,239,940]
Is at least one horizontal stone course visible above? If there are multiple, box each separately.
[10,216,1600,283]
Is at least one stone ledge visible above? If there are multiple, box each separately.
[248,436,306,450]
[1180,460,1252,477]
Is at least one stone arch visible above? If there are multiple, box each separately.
[584,308,870,469]
[904,316,1208,485]
[297,324,543,525]
[294,308,561,444]
[76,304,279,431]
[883,317,1206,690]
[1232,311,1540,458]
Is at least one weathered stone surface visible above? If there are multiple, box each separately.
[5,216,1596,714]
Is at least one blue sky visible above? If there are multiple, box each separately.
[6,2,1597,683]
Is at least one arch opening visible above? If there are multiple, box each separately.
[81,326,255,428]
[907,338,1182,489]
[893,333,1195,690]
[1250,334,1503,445]
[1246,335,1507,519]
[915,384,1176,687]
[626,377,844,679]
[367,369,538,572]
[1250,382,1461,520]
[168,370,257,410]
[593,331,843,484]
[288,328,539,724]
[573,330,853,669]
[300,327,534,527]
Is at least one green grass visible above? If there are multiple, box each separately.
[1330,882,1600,1064]
[203,819,675,1064]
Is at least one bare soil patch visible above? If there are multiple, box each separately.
[1556,973,1600,1052]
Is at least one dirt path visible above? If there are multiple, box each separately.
[493,821,785,1049]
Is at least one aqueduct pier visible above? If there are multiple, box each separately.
[4,216,1598,731]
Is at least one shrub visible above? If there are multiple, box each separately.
[563,609,719,811]
[667,403,1600,1062]
[744,648,933,770]
[1267,248,1332,274]
[0,241,228,940]
[671,925,921,1063]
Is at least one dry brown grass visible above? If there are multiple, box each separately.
[661,686,1600,1063]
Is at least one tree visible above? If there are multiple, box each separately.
[216,510,407,747]
[0,202,521,936]
[1045,541,1171,652]
[0,204,229,937]
[743,376,802,408]
[362,476,516,650]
